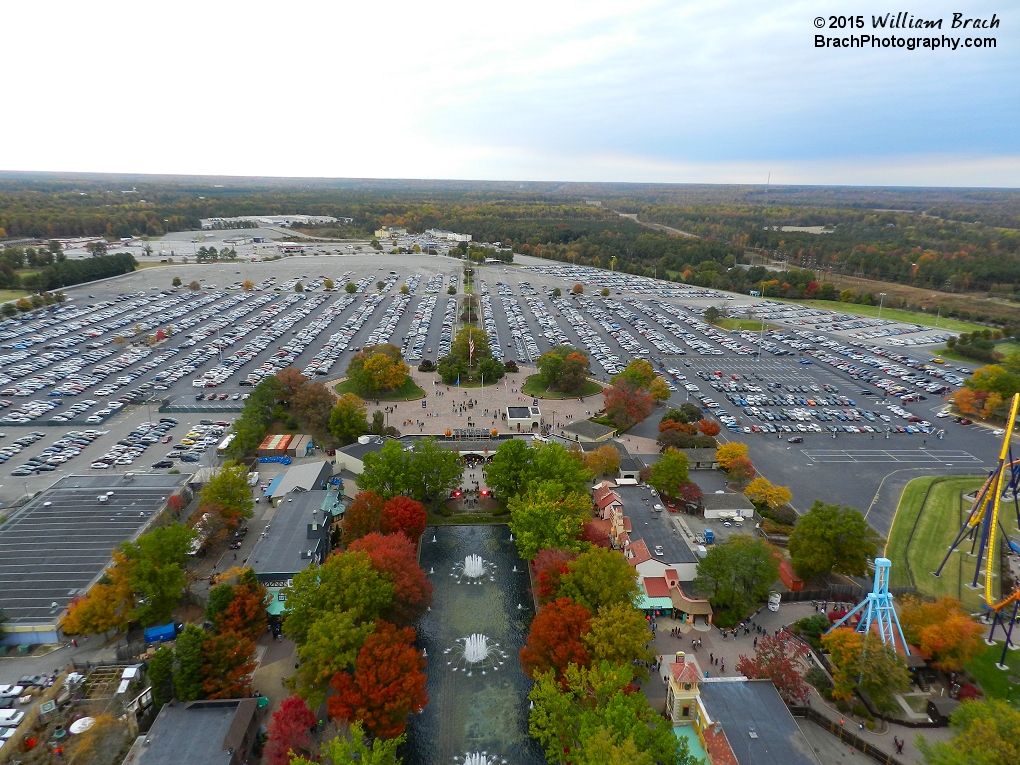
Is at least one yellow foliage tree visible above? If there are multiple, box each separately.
[820,628,864,700]
[584,445,621,477]
[715,442,749,470]
[982,391,1005,420]
[241,280,254,291]
[61,550,136,635]
[744,477,792,510]
[648,377,671,403]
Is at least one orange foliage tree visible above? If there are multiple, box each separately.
[343,491,386,544]
[899,596,986,671]
[202,632,257,699]
[519,597,592,682]
[380,496,427,540]
[328,621,428,739]
[603,380,654,429]
[61,550,135,635]
[697,419,721,437]
[348,533,432,626]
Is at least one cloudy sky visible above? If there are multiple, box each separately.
[3,0,1016,186]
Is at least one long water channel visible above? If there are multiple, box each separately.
[404,525,546,765]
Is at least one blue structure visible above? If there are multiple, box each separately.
[828,558,910,655]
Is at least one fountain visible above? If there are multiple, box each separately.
[444,633,508,676]
[454,754,506,765]
[451,554,496,584]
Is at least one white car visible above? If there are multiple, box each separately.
[90,461,110,469]
[0,686,23,699]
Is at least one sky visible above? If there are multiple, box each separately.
[2,0,1017,186]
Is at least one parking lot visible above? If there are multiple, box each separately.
[0,252,1000,529]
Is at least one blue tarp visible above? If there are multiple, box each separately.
[265,475,284,496]
[143,622,176,644]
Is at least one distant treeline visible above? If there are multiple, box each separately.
[1,175,1019,299]
[0,249,136,291]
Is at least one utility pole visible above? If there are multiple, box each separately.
[877,292,887,320]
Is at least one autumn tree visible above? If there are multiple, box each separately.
[346,344,409,396]
[520,597,592,682]
[211,569,268,643]
[647,447,690,499]
[583,445,620,477]
[558,546,640,613]
[715,441,748,469]
[241,279,254,291]
[509,481,592,560]
[293,382,337,440]
[282,551,395,645]
[348,533,433,626]
[788,500,882,583]
[584,602,654,679]
[342,491,386,544]
[330,393,369,445]
[61,549,135,635]
[537,346,590,394]
[735,634,811,704]
[276,366,309,399]
[294,612,375,708]
[534,548,578,605]
[265,695,317,765]
[918,700,1020,765]
[604,379,654,429]
[726,456,756,487]
[328,621,428,739]
[380,496,427,540]
[899,596,985,671]
[821,629,911,713]
[677,481,703,506]
[612,359,656,389]
[744,477,792,510]
[202,631,257,698]
[697,419,721,437]
[649,377,671,402]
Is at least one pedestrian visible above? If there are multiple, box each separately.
[839,717,844,727]
[710,652,714,664]
[896,742,904,754]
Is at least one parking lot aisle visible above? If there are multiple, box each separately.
[802,449,981,464]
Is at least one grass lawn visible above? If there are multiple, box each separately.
[334,376,426,401]
[522,374,603,399]
[932,348,985,365]
[965,642,1020,703]
[134,261,176,270]
[712,318,779,332]
[884,475,994,612]
[427,512,510,525]
[773,298,988,334]
[0,290,31,303]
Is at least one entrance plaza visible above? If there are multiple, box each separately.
[357,365,605,438]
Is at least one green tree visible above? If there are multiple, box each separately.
[173,624,207,701]
[357,441,409,497]
[148,646,175,708]
[693,535,778,617]
[529,661,689,765]
[289,722,403,765]
[584,602,654,679]
[788,500,882,583]
[172,276,182,287]
[281,551,394,645]
[918,699,1020,765]
[558,547,640,613]
[487,439,591,502]
[122,523,196,626]
[345,281,357,293]
[357,437,461,506]
[647,447,689,499]
[294,611,376,708]
[612,358,656,389]
[200,461,255,521]
[330,393,369,445]
[821,629,911,714]
[509,481,591,559]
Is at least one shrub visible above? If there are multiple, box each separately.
[714,610,741,628]
[763,504,798,526]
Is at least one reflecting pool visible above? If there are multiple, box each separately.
[404,525,546,765]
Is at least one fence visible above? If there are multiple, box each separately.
[790,706,906,765]
[779,584,916,604]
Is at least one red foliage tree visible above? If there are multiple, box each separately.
[328,621,428,739]
[216,575,268,643]
[697,419,721,437]
[348,533,432,625]
[381,496,427,541]
[581,521,611,548]
[533,549,579,604]
[659,419,697,435]
[519,597,592,682]
[166,495,185,515]
[727,456,756,486]
[604,380,654,429]
[201,632,257,699]
[735,634,811,705]
[343,490,385,543]
[677,481,703,506]
[264,695,317,765]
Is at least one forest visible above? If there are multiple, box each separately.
[1,173,1018,304]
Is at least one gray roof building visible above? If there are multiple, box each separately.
[562,419,617,442]
[121,698,261,765]
[699,679,821,765]
[269,459,333,501]
[249,491,334,581]
[701,492,756,519]
[615,485,699,569]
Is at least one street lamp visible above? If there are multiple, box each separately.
[877,292,887,320]
[932,295,940,327]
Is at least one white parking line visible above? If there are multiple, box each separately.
[802,449,981,464]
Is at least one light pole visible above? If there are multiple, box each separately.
[877,292,887,320]
[932,295,940,327]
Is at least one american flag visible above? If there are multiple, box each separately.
[469,335,475,358]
